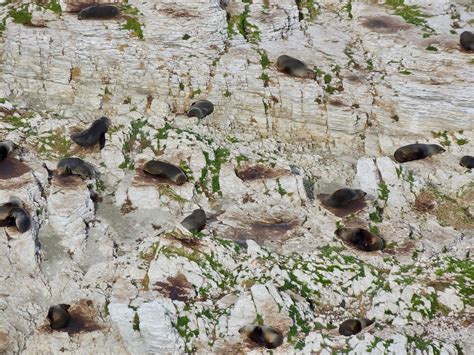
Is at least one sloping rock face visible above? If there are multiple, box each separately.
[0,0,473,354]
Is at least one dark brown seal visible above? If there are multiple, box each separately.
[460,31,474,51]
[71,117,111,150]
[57,157,95,179]
[394,144,445,163]
[239,325,284,349]
[143,160,187,185]
[181,209,206,233]
[78,5,120,20]
[335,227,384,252]
[187,100,214,119]
[276,55,316,79]
[47,304,71,330]
[460,155,474,169]
[339,318,374,336]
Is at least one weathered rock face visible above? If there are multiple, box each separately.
[0,0,473,354]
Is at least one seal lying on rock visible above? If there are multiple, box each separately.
[181,209,206,233]
[57,157,95,179]
[187,100,214,119]
[394,144,445,163]
[460,155,474,169]
[78,5,120,20]
[276,55,316,79]
[239,325,284,349]
[143,160,187,185]
[47,304,71,330]
[339,318,374,336]
[460,31,474,51]
[335,227,384,251]
[0,197,31,233]
[0,141,16,161]
[71,117,111,150]
[320,188,367,208]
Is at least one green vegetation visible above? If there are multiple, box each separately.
[257,49,270,68]
[295,0,319,21]
[227,5,261,44]
[378,181,390,203]
[9,7,32,25]
[38,133,72,158]
[199,147,230,196]
[426,45,438,52]
[182,33,191,40]
[385,0,434,35]
[343,0,353,20]
[44,0,62,14]
[431,130,451,147]
[121,18,144,40]
[456,138,468,146]
[132,312,140,331]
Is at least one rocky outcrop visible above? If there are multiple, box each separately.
[0,0,473,354]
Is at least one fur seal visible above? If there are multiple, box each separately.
[143,160,187,185]
[181,209,206,233]
[394,144,445,163]
[57,157,95,179]
[187,100,214,119]
[47,304,71,330]
[276,55,316,79]
[321,188,367,208]
[460,31,474,51]
[71,117,111,150]
[9,207,31,233]
[0,141,16,161]
[78,5,120,20]
[338,318,374,336]
[335,227,384,252]
[239,325,284,349]
[0,198,31,232]
[460,155,474,169]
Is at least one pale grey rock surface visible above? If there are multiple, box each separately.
[0,0,473,354]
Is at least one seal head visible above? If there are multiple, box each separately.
[0,141,17,161]
[276,55,316,79]
[71,117,111,150]
[47,304,71,330]
[239,325,284,349]
[335,227,384,252]
[460,31,474,51]
[394,144,445,163]
[339,318,374,336]
[57,157,95,179]
[181,209,206,233]
[460,155,474,169]
[143,160,188,185]
[78,5,120,20]
[187,100,214,119]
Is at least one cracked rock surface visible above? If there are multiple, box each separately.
[0,0,473,354]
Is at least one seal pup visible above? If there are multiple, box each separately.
[335,227,384,252]
[181,209,206,233]
[57,157,95,179]
[239,325,284,349]
[187,100,214,119]
[394,144,445,163]
[78,5,120,20]
[0,197,24,227]
[143,160,187,185]
[0,141,16,161]
[276,55,316,79]
[47,304,71,330]
[71,117,111,150]
[460,31,474,51]
[8,207,31,233]
[460,155,474,169]
[339,318,374,336]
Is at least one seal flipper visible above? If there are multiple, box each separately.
[99,133,106,150]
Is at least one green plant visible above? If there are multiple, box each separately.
[121,18,144,40]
